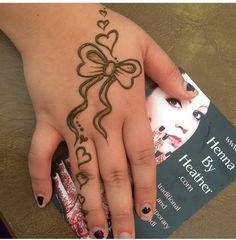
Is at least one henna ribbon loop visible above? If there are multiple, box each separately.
[77,43,142,89]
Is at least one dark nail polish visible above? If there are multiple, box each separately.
[159,126,165,132]
[155,151,162,157]
[165,151,172,157]
[162,134,169,140]
[186,82,195,92]
[178,67,185,74]
[37,196,44,206]
[94,230,104,239]
[142,207,151,214]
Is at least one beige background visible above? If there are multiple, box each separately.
[0,3,236,238]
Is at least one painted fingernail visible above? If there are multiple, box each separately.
[179,66,185,74]
[183,81,198,96]
[165,151,172,157]
[141,203,153,221]
[36,195,45,208]
[159,126,165,132]
[162,134,169,140]
[118,232,132,239]
[92,228,105,239]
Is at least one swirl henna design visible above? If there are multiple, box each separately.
[67,75,103,145]
[93,76,116,138]
[67,8,142,142]
[67,42,142,141]
[66,8,142,223]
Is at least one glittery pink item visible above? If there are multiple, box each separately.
[58,162,77,205]
[53,161,89,238]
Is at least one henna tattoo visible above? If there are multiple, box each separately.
[66,7,142,219]
[67,8,142,143]
[76,146,91,167]
[97,20,110,31]
[76,172,89,189]
[78,193,86,205]
[99,8,107,17]
[95,30,118,56]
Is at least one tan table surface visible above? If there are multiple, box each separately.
[0,3,236,238]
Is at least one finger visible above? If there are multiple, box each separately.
[123,109,156,222]
[66,136,109,239]
[143,35,198,99]
[95,130,135,239]
[28,121,62,208]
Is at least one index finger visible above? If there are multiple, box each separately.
[143,34,198,100]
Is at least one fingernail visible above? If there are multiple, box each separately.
[183,81,198,96]
[162,133,169,140]
[36,195,45,208]
[118,232,132,239]
[179,66,185,74]
[165,151,172,157]
[159,126,165,132]
[92,227,105,239]
[141,203,153,221]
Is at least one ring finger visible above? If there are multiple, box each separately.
[66,136,109,239]
[94,129,135,239]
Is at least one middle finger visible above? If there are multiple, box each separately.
[95,128,135,239]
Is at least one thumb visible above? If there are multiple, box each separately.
[28,121,62,208]
[143,35,198,99]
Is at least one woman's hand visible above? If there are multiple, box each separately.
[0,4,197,238]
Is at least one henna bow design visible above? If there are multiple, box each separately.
[67,43,142,142]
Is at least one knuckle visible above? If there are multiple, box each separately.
[113,210,132,222]
[86,206,102,216]
[103,170,128,187]
[76,169,97,182]
[132,148,155,166]
[112,210,133,225]
[136,183,156,194]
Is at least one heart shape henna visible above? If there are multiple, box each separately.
[76,172,89,189]
[76,146,92,167]
[97,20,109,31]
[80,134,88,144]
[81,208,89,217]
[99,9,107,17]
[78,193,85,205]
[95,30,119,55]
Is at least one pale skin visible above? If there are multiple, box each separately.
[146,87,210,154]
[0,4,197,238]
